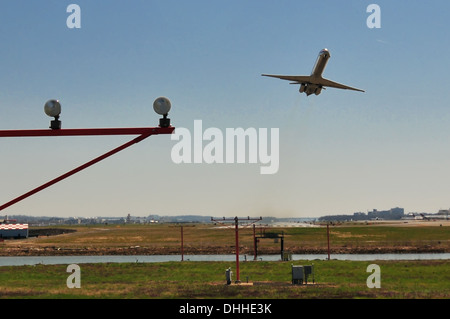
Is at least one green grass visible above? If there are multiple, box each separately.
[10,223,449,255]
[1,260,449,299]
[2,223,449,298]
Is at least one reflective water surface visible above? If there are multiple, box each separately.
[1,253,449,266]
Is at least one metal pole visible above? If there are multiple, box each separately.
[181,226,184,262]
[253,224,257,261]
[327,223,331,261]
[234,216,240,283]
[210,216,261,283]
[170,224,194,262]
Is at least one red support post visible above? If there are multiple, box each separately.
[234,217,240,283]
[170,224,194,262]
[253,224,257,261]
[211,216,261,284]
[181,226,184,262]
[327,223,331,260]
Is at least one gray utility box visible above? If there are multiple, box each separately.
[292,265,314,285]
[292,266,304,285]
[303,265,314,284]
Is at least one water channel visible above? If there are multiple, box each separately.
[1,253,449,266]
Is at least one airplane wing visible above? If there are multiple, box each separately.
[318,78,365,92]
[262,74,365,92]
[261,74,313,84]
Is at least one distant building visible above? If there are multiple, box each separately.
[0,224,29,239]
[368,207,404,220]
[319,207,405,222]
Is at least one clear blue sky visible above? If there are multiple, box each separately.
[1,0,450,218]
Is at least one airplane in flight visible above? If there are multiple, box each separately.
[262,48,365,96]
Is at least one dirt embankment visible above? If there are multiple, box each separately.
[1,225,448,256]
[1,244,447,257]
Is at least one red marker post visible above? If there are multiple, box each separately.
[211,216,262,283]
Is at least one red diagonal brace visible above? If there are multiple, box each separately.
[0,126,174,211]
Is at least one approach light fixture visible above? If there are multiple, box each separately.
[44,99,62,130]
[153,97,171,128]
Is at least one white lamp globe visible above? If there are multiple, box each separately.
[44,100,61,118]
[153,97,171,115]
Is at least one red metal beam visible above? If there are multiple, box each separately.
[0,126,175,212]
[0,127,174,138]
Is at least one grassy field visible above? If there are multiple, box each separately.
[2,221,449,255]
[0,221,449,299]
[0,260,449,299]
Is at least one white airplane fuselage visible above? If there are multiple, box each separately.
[311,49,331,78]
[301,49,331,96]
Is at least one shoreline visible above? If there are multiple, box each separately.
[1,221,448,257]
[1,245,448,257]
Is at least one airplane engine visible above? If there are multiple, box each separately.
[299,84,307,93]
[314,87,322,95]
